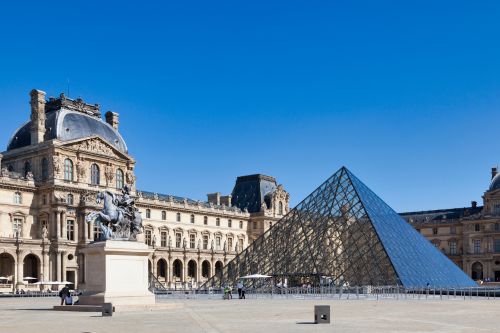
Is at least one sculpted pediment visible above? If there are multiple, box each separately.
[62,136,130,160]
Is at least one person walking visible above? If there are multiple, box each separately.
[237,281,243,299]
[59,285,71,306]
[241,284,246,299]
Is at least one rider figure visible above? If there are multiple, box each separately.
[116,185,137,220]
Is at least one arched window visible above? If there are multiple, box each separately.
[279,201,283,215]
[64,159,73,181]
[41,158,49,181]
[91,164,100,185]
[190,214,195,224]
[67,194,74,205]
[24,161,31,178]
[14,192,22,204]
[116,169,124,189]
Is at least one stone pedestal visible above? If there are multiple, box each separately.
[79,240,155,307]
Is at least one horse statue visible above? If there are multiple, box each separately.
[86,185,143,241]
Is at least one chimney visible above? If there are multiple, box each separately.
[30,89,46,145]
[220,195,232,206]
[471,201,478,208]
[207,192,221,205]
[492,167,498,180]
[105,111,119,130]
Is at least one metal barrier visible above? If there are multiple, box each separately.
[154,285,500,301]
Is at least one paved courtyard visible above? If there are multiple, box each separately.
[1,297,500,333]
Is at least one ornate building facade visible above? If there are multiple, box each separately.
[0,89,290,292]
[402,167,500,284]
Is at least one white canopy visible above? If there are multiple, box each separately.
[240,274,272,279]
[0,276,8,280]
[23,277,37,280]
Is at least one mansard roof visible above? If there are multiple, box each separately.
[7,95,127,153]
[231,174,278,213]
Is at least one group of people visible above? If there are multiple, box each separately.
[58,285,75,305]
[223,281,246,300]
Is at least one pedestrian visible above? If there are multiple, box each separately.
[59,284,71,306]
[237,280,243,299]
[228,286,233,299]
[241,284,246,299]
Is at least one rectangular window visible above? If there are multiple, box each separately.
[161,211,166,220]
[228,220,232,228]
[238,239,244,251]
[161,231,167,247]
[228,237,233,251]
[239,221,243,229]
[203,235,208,250]
[93,225,101,241]
[494,239,500,253]
[216,218,220,227]
[450,226,456,234]
[474,239,481,254]
[191,215,195,224]
[432,228,438,235]
[190,234,196,249]
[43,195,47,205]
[66,219,74,241]
[253,222,257,229]
[145,230,152,246]
[176,233,182,248]
[13,218,22,237]
[146,209,151,219]
[450,241,457,255]
[475,224,481,232]
[204,216,208,225]
[176,213,181,222]
[216,236,221,250]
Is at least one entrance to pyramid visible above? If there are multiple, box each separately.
[202,167,476,289]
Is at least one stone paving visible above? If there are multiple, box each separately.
[1,297,500,333]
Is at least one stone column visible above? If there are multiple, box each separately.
[83,213,89,242]
[55,211,61,239]
[16,253,24,288]
[61,251,67,282]
[61,211,66,241]
[42,250,49,282]
[183,258,188,283]
[168,258,173,288]
[56,251,62,282]
[73,216,78,243]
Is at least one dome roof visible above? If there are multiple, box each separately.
[490,173,500,191]
[7,110,127,153]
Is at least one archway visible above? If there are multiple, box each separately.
[202,260,211,278]
[173,259,183,281]
[471,262,483,280]
[23,254,40,282]
[188,260,197,281]
[215,261,223,276]
[157,259,167,280]
[0,253,15,283]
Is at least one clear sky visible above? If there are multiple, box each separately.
[1,1,500,212]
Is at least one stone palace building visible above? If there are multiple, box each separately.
[0,89,290,291]
[1,88,497,292]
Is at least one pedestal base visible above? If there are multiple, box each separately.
[80,240,155,307]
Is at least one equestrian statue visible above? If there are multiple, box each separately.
[86,185,143,241]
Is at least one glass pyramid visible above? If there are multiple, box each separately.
[204,167,476,288]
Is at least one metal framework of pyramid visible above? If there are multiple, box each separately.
[204,167,476,288]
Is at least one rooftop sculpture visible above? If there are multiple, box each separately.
[86,185,143,241]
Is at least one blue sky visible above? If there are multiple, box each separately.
[1,1,500,211]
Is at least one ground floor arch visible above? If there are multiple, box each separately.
[23,253,40,282]
[187,260,197,281]
[215,261,223,276]
[471,261,483,280]
[0,253,15,282]
[173,259,183,281]
[157,259,167,279]
[202,260,211,278]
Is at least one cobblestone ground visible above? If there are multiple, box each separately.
[1,297,500,333]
